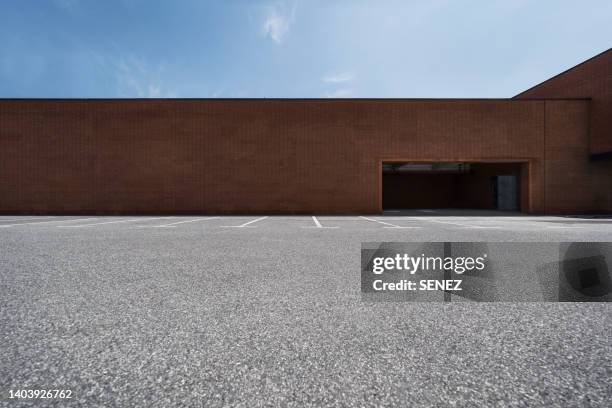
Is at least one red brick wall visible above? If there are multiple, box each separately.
[0,99,598,214]
[515,48,612,155]
[514,49,612,212]
[544,100,594,213]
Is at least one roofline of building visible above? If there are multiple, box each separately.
[0,97,591,102]
[513,47,612,98]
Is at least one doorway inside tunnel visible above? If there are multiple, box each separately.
[381,162,526,212]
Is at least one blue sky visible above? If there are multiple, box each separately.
[1,0,610,98]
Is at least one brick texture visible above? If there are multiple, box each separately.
[515,48,612,155]
[515,48,612,212]
[1,98,604,214]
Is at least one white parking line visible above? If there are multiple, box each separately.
[0,218,98,228]
[143,217,220,228]
[221,216,268,228]
[0,217,57,222]
[359,216,420,229]
[303,216,339,229]
[59,217,174,228]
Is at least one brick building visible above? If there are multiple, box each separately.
[1,49,610,214]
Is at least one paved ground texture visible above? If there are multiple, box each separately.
[1,212,612,407]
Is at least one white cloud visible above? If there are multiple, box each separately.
[87,51,177,98]
[263,14,289,43]
[262,1,297,44]
[146,85,164,98]
[326,89,353,98]
[324,72,355,98]
[323,72,354,83]
[113,56,176,98]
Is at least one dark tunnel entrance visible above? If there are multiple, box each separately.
[382,162,527,212]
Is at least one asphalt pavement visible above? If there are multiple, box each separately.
[1,213,611,407]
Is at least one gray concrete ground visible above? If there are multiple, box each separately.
[1,213,611,407]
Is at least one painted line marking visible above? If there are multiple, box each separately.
[221,216,269,228]
[359,216,420,229]
[302,216,339,229]
[59,217,174,228]
[0,218,98,228]
[143,217,220,228]
[0,217,57,223]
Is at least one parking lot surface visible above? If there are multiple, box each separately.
[1,213,612,407]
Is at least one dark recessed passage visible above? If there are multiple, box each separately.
[382,162,527,212]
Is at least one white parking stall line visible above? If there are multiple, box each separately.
[0,217,57,223]
[143,217,220,228]
[359,216,420,229]
[221,216,269,228]
[59,217,174,228]
[303,216,338,229]
[0,218,98,228]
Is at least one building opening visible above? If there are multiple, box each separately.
[382,162,526,212]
